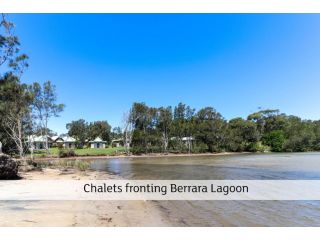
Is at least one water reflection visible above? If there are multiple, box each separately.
[90,152,320,226]
[90,153,320,180]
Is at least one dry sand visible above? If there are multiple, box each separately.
[0,168,172,227]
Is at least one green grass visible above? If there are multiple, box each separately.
[33,159,91,171]
[32,146,125,158]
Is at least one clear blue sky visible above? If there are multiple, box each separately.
[9,14,320,134]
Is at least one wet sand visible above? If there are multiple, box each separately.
[0,169,171,227]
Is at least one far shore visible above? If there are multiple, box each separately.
[26,151,252,161]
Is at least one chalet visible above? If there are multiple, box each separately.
[27,135,52,150]
[62,136,76,149]
[51,136,64,147]
[90,137,106,149]
[111,138,124,147]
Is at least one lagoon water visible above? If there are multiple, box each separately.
[90,152,320,226]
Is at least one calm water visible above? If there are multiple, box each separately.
[90,152,320,226]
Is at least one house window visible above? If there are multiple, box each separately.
[69,143,72,148]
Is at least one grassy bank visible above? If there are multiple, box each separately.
[32,146,125,158]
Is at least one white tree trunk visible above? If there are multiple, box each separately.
[3,113,25,159]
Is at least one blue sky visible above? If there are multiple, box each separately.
[7,14,320,134]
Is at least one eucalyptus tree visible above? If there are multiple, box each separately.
[0,73,33,158]
[227,117,259,152]
[123,109,135,154]
[185,106,196,153]
[31,81,65,152]
[0,14,20,66]
[158,106,172,153]
[0,14,33,158]
[196,107,226,152]
[88,121,112,143]
[66,119,88,147]
[172,103,187,152]
[111,127,122,140]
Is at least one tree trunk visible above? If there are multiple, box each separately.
[17,119,24,159]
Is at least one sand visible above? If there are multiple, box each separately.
[0,168,171,227]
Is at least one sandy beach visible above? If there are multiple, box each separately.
[0,152,247,227]
[0,168,172,227]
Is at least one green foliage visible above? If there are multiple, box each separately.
[227,118,260,152]
[88,121,111,143]
[126,103,320,154]
[193,142,208,153]
[66,119,88,147]
[66,119,112,147]
[263,130,285,152]
[31,147,125,158]
[40,159,91,171]
[58,149,76,158]
[74,160,90,171]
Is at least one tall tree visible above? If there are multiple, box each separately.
[196,107,226,152]
[227,118,259,152]
[66,119,88,147]
[123,109,135,154]
[0,73,33,158]
[172,103,187,152]
[0,14,31,158]
[185,106,196,153]
[158,106,172,153]
[111,126,122,140]
[88,121,112,143]
[31,81,65,152]
[0,14,20,66]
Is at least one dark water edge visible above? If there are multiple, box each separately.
[90,152,320,226]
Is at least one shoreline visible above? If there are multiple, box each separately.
[28,151,251,161]
[0,168,172,227]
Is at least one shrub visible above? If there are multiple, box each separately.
[263,130,285,152]
[0,154,19,179]
[193,142,208,153]
[246,142,263,152]
[74,160,90,171]
[58,149,76,158]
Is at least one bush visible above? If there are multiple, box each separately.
[131,145,145,155]
[246,142,269,152]
[263,130,285,152]
[58,149,76,158]
[193,142,208,153]
[74,160,90,171]
[0,154,19,179]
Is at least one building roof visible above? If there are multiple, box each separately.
[51,136,60,141]
[170,136,195,141]
[27,135,52,142]
[111,138,123,143]
[62,136,76,142]
[89,137,106,143]
[182,137,195,141]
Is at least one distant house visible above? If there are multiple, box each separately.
[90,137,106,149]
[170,136,195,147]
[182,137,195,142]
[170,137,195,142]
[62,136,76,149]
[51,136,64,147]
[27,135,52,150]
[111,138,124,147]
